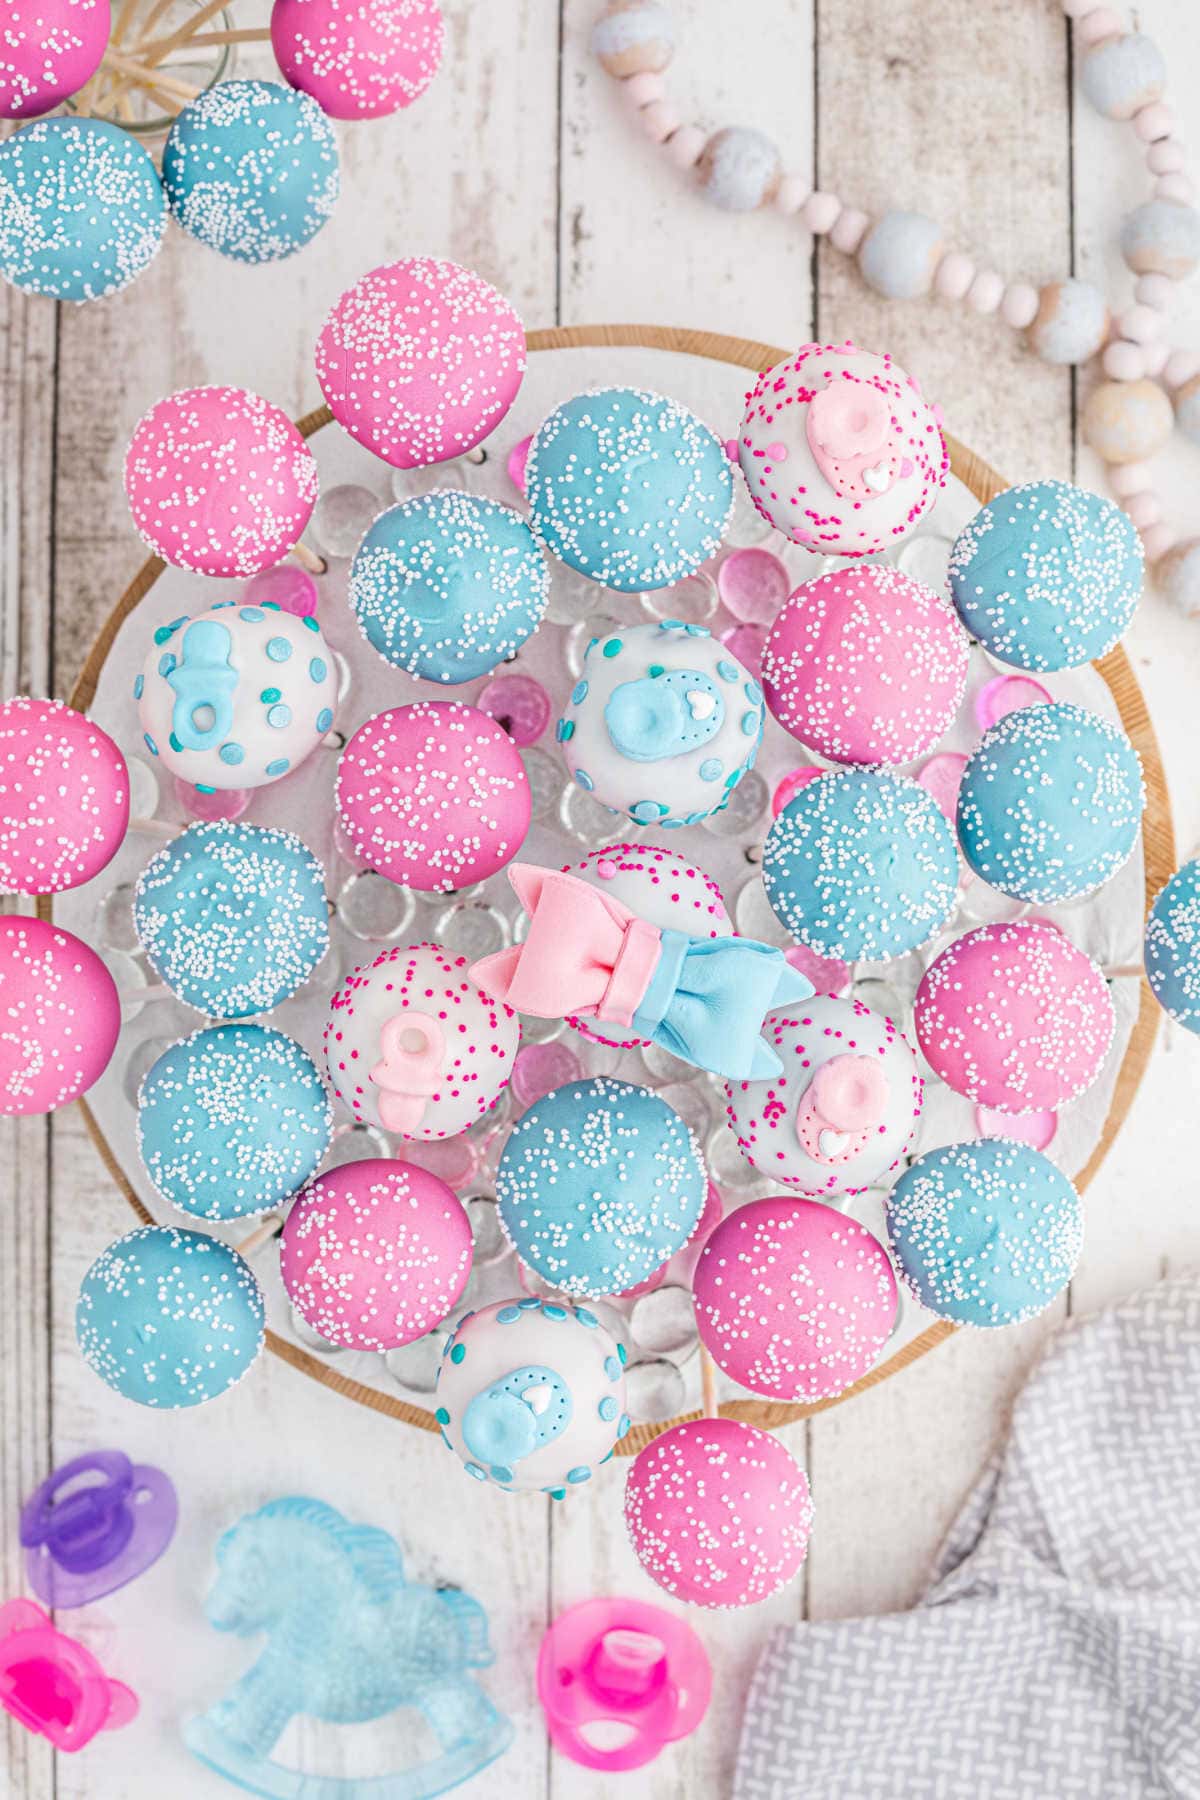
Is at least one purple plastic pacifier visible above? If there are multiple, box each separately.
[21,1449,178,1608]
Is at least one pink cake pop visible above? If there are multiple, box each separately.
[124,387,319,579]
[323,940,519,1138]
[914,920,1116,1114]
[0,0,110,119]
[271,0,444,120]
[0,917,120,1116]
[624,1418,814,1609]
[762,564,969,765]
[280,1158,471,1351]
[692,1198,897,1403]
[314,258,526,469]
[0,698,128,895]
[336,703,531,892]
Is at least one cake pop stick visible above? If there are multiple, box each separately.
[291,540,327,574]
[136,26,271,54]
[134,0,235,70]
[99,50,199,103]
[699,1344,719,1421]
[233,1215,285,1260]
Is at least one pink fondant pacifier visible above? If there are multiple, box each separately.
[537,1597,711,1772]
[796,1053,890,1166]
[0,1599,138,1752]
[806,381,901,502]
[370,1012,446,1134]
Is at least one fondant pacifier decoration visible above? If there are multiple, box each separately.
[470,863,812,1080]
[183,1495,512,1798]
[0,1599,138,1753]
[21,1449,178,1609]
[536,1597,712,1772]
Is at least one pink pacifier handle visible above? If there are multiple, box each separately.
[371,1011,445,1135]
[811,1054,889,1130]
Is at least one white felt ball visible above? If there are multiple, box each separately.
[830,206,869,254]
[1141,339,1170,379]
[858,210,944,300]
[1117,304,1162,345]
[1000,282,1039,329]
[1157,538,1200,617]
[1134,102,1176,144]
[696,127,781,211]
[1175,373,1200,448]
[591,1,674,77]
[1146,140,1185,176]
[1120,200,1200,279]
[774,172,810,215]
[1027,279,1108,364]
[1102,340,1146,382]
[1108,461,1152,499]
[967,268,1004,314]
[1155,173,1196,206]
[1080,32,1166,120]
[1082,378,1174,463]
[1134,272,1173,309]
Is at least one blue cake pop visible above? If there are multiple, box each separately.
[885,1139,1083,1328]
[1145,858,1200,1034]
[162,79,339,264]
[496,1078,707,1297]
[133,821,329,1020]
[0,117,166,302]
[948,480,1142,672]
[77,1226,265,1407]
[350,491,549,684]
[526,385,733,591]
[762,768,958,962]
[956,701,1144,905]
[137,1024,332,1222]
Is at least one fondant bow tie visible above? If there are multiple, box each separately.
[470,865,812,1081]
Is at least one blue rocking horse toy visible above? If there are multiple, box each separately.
[183,1497,513,1800]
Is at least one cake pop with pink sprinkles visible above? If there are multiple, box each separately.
[762,563,969,765]
[693,1198,897,1403]
[271,0,444,120]
[0,0,110,118]
[736,342,947,557]
[124,387,319,579]
[315,258,525,468]
[624,1418,814,1609]
[280,1159,472,1351]
[336,702,531,892]
[914,920,1115,1115]
[0,917,120,1116]
[323,940,519,1139]
[0,698,128,895]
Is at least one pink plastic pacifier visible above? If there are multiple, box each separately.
[537,1597,711,1772]
[0,1599,138,1752]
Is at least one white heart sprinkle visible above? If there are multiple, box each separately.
[819,1128,852,1157]
[862,462,889,493]
[522,1384,551,1415]
[687,691,716,720]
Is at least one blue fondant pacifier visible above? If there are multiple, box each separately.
[462,1364,572,1471]
[604,669,724,762]
[168,618,238,751]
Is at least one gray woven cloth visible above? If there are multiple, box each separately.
[735,1273,1200,1800]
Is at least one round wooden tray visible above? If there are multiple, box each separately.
[61,324,1177,1454]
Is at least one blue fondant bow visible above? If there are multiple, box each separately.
[632,930,813,1081]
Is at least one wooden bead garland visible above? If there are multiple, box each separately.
[590,0,1200,615]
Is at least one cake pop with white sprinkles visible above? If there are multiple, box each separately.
[0,697,129,894]
[526,385,733,591]
[280,1159,472,1352]
[725,994,923,1196]
[0,0,110,119]
[271,0,444,121]
[763,768,958,962]
[0,117,166,302]
[137,1025,332,1222]
[496,1077,707,1297]
[323,940,519,1138]
[956,701,1145,904]
[136,599,337,792]
[125,387,319,580]
[336,703,531,892]
[163,79,340,265]
[0,917,120,1117]
[349,491,548,684]
[1144,859,1200,1034]
[315,258,526,468]
[693,1198,897,1403]
[885,1138,1083,1328]
[556,621,763,826]
[77,1226,265,1408]
[948,480,1142,672]
[624,1418,814,1609]
[133,821,330,1019]
[434,1297,629,1496]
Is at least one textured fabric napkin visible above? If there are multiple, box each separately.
[735,1273,1200,1800]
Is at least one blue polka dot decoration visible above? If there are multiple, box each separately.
[1145,859,1200,1034]
[137,1024,332,1222]
[133,821,329,1019]
[885,1139,1083,1328]
[948,480,1143,672]
[956,701,1144,905]
[0,118,166,302]
[526,385,734,591]
[350,491,549,683]
[762,768,958,962]
[162,79,339,264]
[76,1226,265,1408]
[496,1077,707,1296]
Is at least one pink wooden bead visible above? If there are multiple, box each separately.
[1102,339,1147,380]
[1134,272,1173,309]
[623,71,665,108]
[773,172,811,216]
[1109,461,1152,498]
[1000,282,1039,329]
[1134,101,1175,143]
[665,124,705,170]
[967,269,1004,314]
[1165,349,1200,388]
[1077,8,1125,46]
[1062,0,1101,15]
[802,191,841,234]
[934,251,975,301]
[639,99,679,142]
[1155,173,1196,205]
[1141,340,1170,378]
[1141,521,1177,562]
[1146,139,1186,175]
[1124,491,1163,530]
[829,206,869,254]
[1117,303,1163,344]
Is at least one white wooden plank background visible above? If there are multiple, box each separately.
[4,2,1200,1795]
